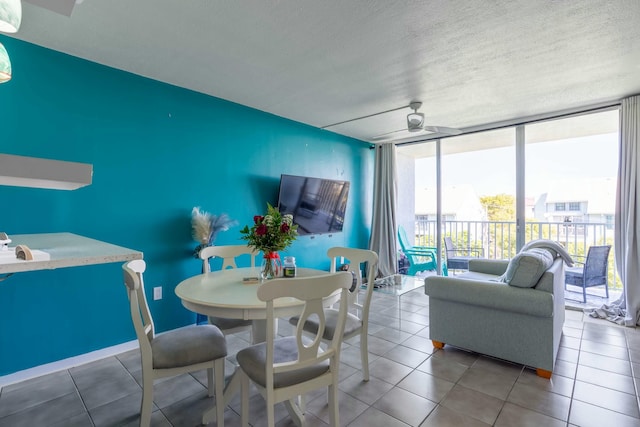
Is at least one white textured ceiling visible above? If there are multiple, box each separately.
[8,0,640,143]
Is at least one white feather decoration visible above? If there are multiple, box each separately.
[191,207,212,245]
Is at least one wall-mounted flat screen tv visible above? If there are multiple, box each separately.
[277,174,350,236]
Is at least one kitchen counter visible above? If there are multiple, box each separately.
[0,232,143,274]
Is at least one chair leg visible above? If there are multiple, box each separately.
[240,373,250,427]
[328,383,339,427]
[266,396,275,427]
[206,367,214,397]
[360,332,370,381]
[605,283,609,298]
[583,286,587,303]
[214,359,225,427]
[140,371,154,427]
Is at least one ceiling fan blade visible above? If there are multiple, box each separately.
[423,126,462,135]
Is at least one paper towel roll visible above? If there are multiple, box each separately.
[15,245,34,260]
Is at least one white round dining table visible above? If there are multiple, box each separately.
[175,267,332,342]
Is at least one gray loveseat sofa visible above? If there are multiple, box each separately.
[425,245,567,378]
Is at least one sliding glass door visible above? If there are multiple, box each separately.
[397,107,620,302]
[440,129,516,261]
[524,109,619,300]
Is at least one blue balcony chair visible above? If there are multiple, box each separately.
[565,245,611,303]
[443,236,484,273]
[397,226,437,275]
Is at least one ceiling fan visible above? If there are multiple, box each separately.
[371,101,462,141]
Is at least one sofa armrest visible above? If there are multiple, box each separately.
[425,276,554,317]
[468,259,510,276]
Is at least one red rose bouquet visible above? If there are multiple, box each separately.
[240,203,298,253]
[240,203,298,279]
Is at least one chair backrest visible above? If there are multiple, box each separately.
[443,237,455,259]
[257,272,352,386]
[199,244,258,273]
[327,247,378,312]
[397,226,411,253]
[584,245,611,286]
[122,260,154,355]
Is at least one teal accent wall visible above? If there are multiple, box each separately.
[0,37,374,376]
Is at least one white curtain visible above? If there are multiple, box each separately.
[369,143,398,278]
[586,95,640,325]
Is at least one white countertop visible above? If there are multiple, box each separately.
[0,232,143,274]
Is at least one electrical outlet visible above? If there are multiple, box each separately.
[153,286,162,300]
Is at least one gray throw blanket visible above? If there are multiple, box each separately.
[521,239,574,267]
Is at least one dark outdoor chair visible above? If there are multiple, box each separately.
[443,236,484,273]
[397,226,437,275]
[565,245,611,303]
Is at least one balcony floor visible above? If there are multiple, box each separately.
[564,285,623,311]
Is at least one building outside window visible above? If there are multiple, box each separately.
[606,214,614,229]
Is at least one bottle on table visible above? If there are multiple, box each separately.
[283,256,297,277]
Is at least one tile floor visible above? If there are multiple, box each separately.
[1,289,640,427]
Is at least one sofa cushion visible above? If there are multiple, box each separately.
[501,248,554,288]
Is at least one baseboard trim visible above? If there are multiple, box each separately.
[0,340,139,388]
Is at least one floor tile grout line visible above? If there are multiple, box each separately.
[71,383,96,427]
[0,369,92,424]
[564,317,582,427]
[492,366,528,425]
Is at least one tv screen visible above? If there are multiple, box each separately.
[277,174,350,236]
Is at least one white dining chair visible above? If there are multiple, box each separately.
[200,245,259,335]
[122,260,227,427]
[289,247,379,381]
[236,272,352,427]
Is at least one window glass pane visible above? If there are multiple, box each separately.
[525,109,620,297]
[396,141,437,274]
[439,129,516,260]
[413,154,438,245]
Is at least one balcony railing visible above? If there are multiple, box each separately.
[413,219,620,290]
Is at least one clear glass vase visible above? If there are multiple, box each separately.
[261,252,282,281]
